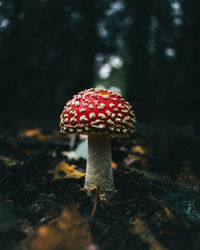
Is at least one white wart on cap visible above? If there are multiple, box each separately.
[60,88,136,137]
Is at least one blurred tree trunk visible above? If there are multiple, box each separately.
[152,1,172,111]
[80,0,96,90]
[125,0,152,116]
[181,0,200,136]
[1,0,22,114]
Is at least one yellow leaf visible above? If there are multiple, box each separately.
[53,161,85,180]
[18,204,91,250]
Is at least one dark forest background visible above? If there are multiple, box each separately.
[0,0,200,137]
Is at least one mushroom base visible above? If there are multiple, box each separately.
[84,134,115,199]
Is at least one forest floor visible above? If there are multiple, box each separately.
[0,121,200,250]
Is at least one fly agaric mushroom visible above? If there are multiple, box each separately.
[60,88,136,199]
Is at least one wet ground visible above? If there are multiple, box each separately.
[0,122,200,250]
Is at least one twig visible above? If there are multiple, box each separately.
[69,186,99,228]
[88,186,99,221]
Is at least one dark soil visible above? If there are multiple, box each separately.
[0,123,200,250]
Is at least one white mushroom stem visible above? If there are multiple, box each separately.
[84,134,115,195]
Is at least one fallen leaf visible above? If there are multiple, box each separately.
[53,161,85,180]
[129,215,169,250]
[18,129,41,137]
[18,204,91,250]
[133,145,148,167]
[124,145,149,169]
[0,155,22,167]
[131,145,146,155]
[124,154,139,167]
[18,129,63,141]
[112,161,117,169]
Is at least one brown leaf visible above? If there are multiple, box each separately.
[18,204,91,250]
[18,129,41,138]
[0,155,22,167]
[124,145,149,169]
[129,215,169,250]
[131,145,146,155]
[53,161,85,180]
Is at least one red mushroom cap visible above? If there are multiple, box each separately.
[60,88,136,137]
